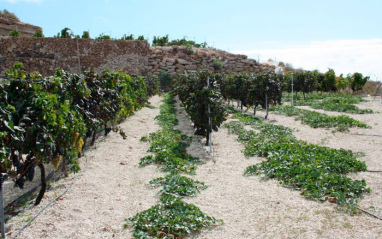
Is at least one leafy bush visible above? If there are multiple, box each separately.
[212,59,223,71]
[9,29,20,37]
[81,31,90,39]
[174,70,227,145]
[32,29,44,38]
[158,70,172,92]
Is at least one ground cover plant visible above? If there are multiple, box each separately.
[126,93,223,238]
[223,107,370,210]
[282,93,373,114]
[268,105,370,131]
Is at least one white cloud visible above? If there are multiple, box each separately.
[4,0,44,3]
[233,39,382,81]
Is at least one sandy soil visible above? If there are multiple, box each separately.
[4,95,382,239]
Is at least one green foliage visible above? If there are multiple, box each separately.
[310,97,373,114]
[351,72,369,92]
[129,93,222,238]
[149,173,207,199]
[142,74,159,96]
[218,72,284,119]
[185,42,194,55]
[96,33,111,39]
[32,29,44,38]
[121,34,134,40]
[81,31,90,39]
[336,74,350,91]
[158,70,172,92]
[60,27,72,38]
[224,110,370,207]
[283,93,373,114]
[137,35,145,41]
[152,35,169,46]
[1,64,148,203]
[153,35,208,48]
[322,68,337,92]
[9,29,20,37]
[174,70,227,145]
[212,59,223,71]
[125,198,222,239]
[269,105,370,131]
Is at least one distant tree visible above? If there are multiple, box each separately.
[81,31,90,39]
[323,68,336,92]
[32,29,44,37]
[60,27,72,38]
[336,74,350,92]
[351,72,369,92]
[278,61,285,67]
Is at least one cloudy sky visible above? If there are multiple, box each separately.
[1,0,381,81]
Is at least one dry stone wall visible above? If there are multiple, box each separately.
[0,38,274,76]
[147,46,272,75]
[0,38,150,76]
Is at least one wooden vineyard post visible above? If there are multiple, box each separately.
[291,73,294,107]
[0,175,5,238]
[207,76,215,163]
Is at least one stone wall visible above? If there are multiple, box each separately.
[0,18,41,37]
[147,46,272,75]
[0,38,274,77]
[0,38,150,76]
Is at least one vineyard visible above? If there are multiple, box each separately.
[0,65,381,238]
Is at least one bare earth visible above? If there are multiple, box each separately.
[5,95,382,239]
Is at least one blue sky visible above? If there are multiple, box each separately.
[2,0,382,81]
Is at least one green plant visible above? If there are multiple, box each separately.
[9,29,20,37]
[152,35,169,46]
[1,63,148,205]
[174,70,227,145]
[60,27,72,38]
[128,93,222,238]
[137,35,145,41]
[149,173,207,199]
[96,33,110,39]
[121,34,134,40]
[212,59,223,71]
[351,72,369,92]
[224,109,370,208]
[125,198,222,238]
[158,70,172,92]
[81,31,90,39]
[185,42,194,55]
[32,29,44,38]
[269,105,370,130]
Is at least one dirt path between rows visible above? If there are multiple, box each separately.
[5,95,382,239]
